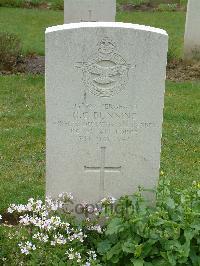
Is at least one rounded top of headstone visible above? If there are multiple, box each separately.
[46,22,168,37]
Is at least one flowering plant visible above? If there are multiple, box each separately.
[0,180,200,265]
[1,192,103,265]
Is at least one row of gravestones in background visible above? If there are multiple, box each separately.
[64,0,200,61]
[46,0,168,209]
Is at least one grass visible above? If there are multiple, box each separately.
[117,11,185,59]
[0,7,185,57]
[0,75,200,212]
[0,7,63,55]
[0,75,45,211]
[161,81,200,189]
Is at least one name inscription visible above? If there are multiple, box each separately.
[53,102,156,144]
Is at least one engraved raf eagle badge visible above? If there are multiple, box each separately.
[76,37,130,98]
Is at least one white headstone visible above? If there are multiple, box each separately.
[45,23,168,207]
[184,0,200,60]
[64,0,116,23]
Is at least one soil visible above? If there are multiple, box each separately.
[19,2,51,10]
[121,3,155,12]
[22,55,45,75]
[1,55,200,82]
[167,59,200,82]
[1,212,20,226]
[120,3,186,12]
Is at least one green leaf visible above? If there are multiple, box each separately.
[142,240,157,257]
[166,197,175,209]
[134,244,143,258]
[97,240,112,255]
[167,251,177,266]
[190,247,200,266]
[106,218,125,235]
[151,258,170,266]
[131,258,144,266]
[106,242,122,261]
[144,263,153,266]
[121,238,135,254]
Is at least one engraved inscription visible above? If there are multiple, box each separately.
[84,147,121,199]
[76,37,130,97]
[53,101,156,144]
[54,102,143,143]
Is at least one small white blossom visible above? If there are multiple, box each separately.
[53,233,66,245]
[87,224,102,234]
[33,232,49,243]
[66,249,82,263]
[18,241,36,255]
[19,215,30,225]
[59,192,73,201]
[68,230,86,243]
[68,253,75,260]
[50,241,56,246]
[101,196,116,205]
[87,250,97,261]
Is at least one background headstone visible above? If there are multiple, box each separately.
[46,22,168,206]
[184,0,200,60]
[64,0,116,23]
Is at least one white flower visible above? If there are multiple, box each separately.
[17,204,26,213]
[53,233,66,245]
[26,203,33,212]
[87,224,102,234]
[33,232,49,243]
[51,241,56,246]
[41,210,49,217]
[18,241,36,255]
[75,252,81,262]
[51,216,61,226]
[66,249,81,263]
[58,192,64,198]
[7,205,15,213]
[68,253,75,260]
[69,230,86,243]
[19,215,30,225]
[87,250,97,261]
[0,215,2,221]
[50,202,59,211]
[21,247,29,255]
[28,198,34,204]
[100,196,116,205]
[59,192,73,201]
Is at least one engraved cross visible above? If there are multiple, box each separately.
[80,10,97,22]
[84,147,121,199]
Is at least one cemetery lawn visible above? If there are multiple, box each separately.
[0,7,185,58]
[0,75,200,212]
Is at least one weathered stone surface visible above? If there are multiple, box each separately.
[184,0,200,60]
[45,22,168,207]
[64,0,116,23]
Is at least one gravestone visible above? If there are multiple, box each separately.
[46,22,168,207]
[184,0,200,60]
[64,0,116,23]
